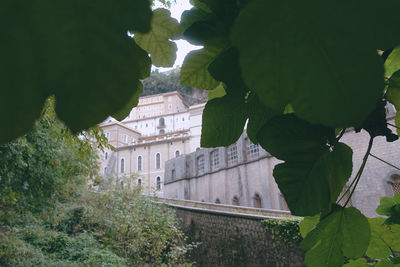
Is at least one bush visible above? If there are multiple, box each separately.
[0,98,196,266]
[0,231,46,267]
[263,217,302,247]
[69,187,196,266]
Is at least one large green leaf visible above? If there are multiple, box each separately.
[302,206,370,267]
[135,8,181,67]
[396,113,400,136]
[246,94,280,144]
[376,260,395,267]
[387,70,400,136]
[367,217,400,259]
[190,0,212,13]
[299,215,320,238]
[0,0,152,144]
[385,47,400,77]
[208,47,247,95]
[387,71,400,107]
[376,194,400,225]
[180,8,211,31]
[201,94,247,147]
[113,83,143,121]
[184,19,230,48]
[273,143,352,216]
[180,46,222,90]
[257,114,335,162]
[376,195,399,216]
[344,258,368,267]
[354,99,398,142]
[207,83,226,100]
[197,0,239,25]
[231,0,384,128]
[257,114,352,215]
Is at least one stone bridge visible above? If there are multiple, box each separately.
[153,198,305,267]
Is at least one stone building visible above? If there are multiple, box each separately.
[164,107,400,216]
[164,133,288,210]
[99,91,205,196]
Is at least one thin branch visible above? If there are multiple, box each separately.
[337,173,357,203]
[369,153,400,171]
[344,137,374,207]
[387,122,400,130]
[336,128,347,141]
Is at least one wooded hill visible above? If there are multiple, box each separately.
[142,69,207,106]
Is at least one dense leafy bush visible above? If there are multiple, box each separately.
[0,98,98,219]
[263,217,302,247]
[0,101,196,266]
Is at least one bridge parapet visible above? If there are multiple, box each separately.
[152,197,295,219]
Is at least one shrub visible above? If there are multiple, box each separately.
[263,217,302,247]
[0,98,196,266]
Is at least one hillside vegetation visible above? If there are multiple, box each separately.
[0,99,196,266]
[142,70,207,105]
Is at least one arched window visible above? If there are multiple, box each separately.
[232,196,239,206]
[175,150,180,158]
[104,167,107,175]
[137,155,142,171]
[159,117,165,126]
[137,178,142,186]
[156,176,161,191]
[120,158,125,173]
[215,198,221,204]
[104,152,108,160]
[389,174,400,195]
[253,193,262,208]
[155,153,161,169]
[159,129,165,134]
[105,132,110,140]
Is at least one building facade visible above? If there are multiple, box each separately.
[164,110,400,216]
[99,91,205,195]
[164,133,288,210]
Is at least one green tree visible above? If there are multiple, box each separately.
[142,70,193,96]
[0,98,100,218]
[0,97,196,266]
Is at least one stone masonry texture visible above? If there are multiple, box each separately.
[172,206,305,267]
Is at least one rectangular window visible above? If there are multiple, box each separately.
[211,150,219,171]
[227,145,238,165]
[197,155,205,175]
[248,141,260,158]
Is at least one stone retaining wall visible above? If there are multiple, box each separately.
[158,199,305,267]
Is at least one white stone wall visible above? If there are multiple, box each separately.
[189,103,205,151]
[341,118,400,217]
[164,133,288,210]
[165,120,400,216]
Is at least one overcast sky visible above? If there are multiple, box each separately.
[154,0,202,71]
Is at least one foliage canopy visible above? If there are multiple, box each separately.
[2,0,400,266]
